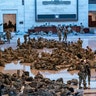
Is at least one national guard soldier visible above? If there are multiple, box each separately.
[57,25,62,42]
[23,34,28,43]
[17,38,20,47]
[80,23,84,33]
[78,60,87,89]
[77,38,83,48]
[63,26,68,42]
[6,30,11,43]
[84,59,91,87]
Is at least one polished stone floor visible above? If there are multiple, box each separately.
[0,31,96,96]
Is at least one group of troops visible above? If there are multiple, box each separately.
[56,25,70,42]
[17,34,93,90]
[56,23,84,42]
[56,24,91,89]
[0,71,82,96]
[1,25,94,91]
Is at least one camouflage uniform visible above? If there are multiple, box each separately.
[84,60,91,85]
[17,38,20,46]
[6,31,11,43]
[57,26,62,41]
[24,34,28,43]
[63,27,68,42]
[77,38,83,48]
[78,60,87,89]
[57,30,62,41]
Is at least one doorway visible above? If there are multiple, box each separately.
[3,14,16,32]
[88,11,96,27]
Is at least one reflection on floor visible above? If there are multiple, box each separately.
[0,31,96,95]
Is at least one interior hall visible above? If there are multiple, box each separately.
[0,0,96,96]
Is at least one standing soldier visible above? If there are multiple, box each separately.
[57,25,62,42]
[80,23,84,33]
[78,60,87,89]
[77,38,83,48]
[63,27,68,42]
[84,59,91,87]
[17,38,20,47]
[23,34,28,43]
[6,30,11,43]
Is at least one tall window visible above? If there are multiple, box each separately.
[22,0,24,5]
[89,0,96,4]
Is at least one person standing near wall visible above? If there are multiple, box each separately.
[80,23,84,34]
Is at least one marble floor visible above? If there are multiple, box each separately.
[0,31,96,96]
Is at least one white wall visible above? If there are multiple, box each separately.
[78,0,88,27]
[0,0,25,32]
[0,0,89,32]
[24,0,88,31]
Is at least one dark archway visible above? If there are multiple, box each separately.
[88,11,96,27]
[3,14,16,32]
